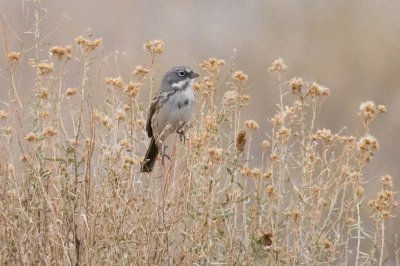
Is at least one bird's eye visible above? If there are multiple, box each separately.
[178,70,185,77]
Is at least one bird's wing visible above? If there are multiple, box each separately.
[146,96,159,138]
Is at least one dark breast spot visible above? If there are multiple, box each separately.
[177,99,190,109]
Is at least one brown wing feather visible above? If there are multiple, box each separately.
[146,97,159,138]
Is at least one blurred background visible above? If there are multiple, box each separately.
[1,0,399,262]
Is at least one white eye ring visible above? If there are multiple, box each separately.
[178,70,185,77]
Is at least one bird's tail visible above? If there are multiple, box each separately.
[140,137,159,172]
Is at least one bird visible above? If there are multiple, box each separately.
[140,66,199,172]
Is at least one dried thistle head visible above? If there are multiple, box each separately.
[115,111,127,122]
[42,127,57,138]
[266,185,276,198]
[65,87,78,97]
[277,127,291,141]
[136,119,145,128]
[241,165,251,176]
[204,114,218,133]
[289,77,304,95]
[199,58,225,74]
[193,81,202,92]
[143,39,165,55]
[308,82,331,97]
[223,90,238,106]
[38,62,54,75]
[208,147,223,162]
[4,127,12,135]
[7,51,21,64]
[268,58,287,73]
[25,132,38,142]
[378,104,387,113]
[75,36,102,53]
[236,130,247,153]
[124,81,142,98]
[50,45,72,60]
[270,113,282,128]
[105,76,125,90]
[368,179,397,220]
[132,65,150,78]
[244,120,259,130]
[359,101,377,121]
[250,167,262,178]
[238,94,251,106]
[232,70,248,84]
[261,140,270,150]
[36,87,49,100]
[381,175,393,189]
[357,134,379,161]
[312,128,335,142]
[357,134,378,152]
[0,110,9,119]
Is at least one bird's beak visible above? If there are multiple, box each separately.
[190,72,199,78]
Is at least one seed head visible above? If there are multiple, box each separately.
[25,132,38,142]
[132,65,150,78]
[43,127,57,138]
[50,45,72,60]
[143,39,164,55]
[359,101,377,121]
[250,167,262,177]
[289,77,304,95]
[75,36,102,53]
[308,82,330,97]
[223,90,238,106]
[268,58,287,73]
[357,134,378,152]
[136,119,145,128]
[381,175,393,189]
[277,127,291,141]
[124,82,142,98]
[236,130,247,153]
[244,120,259,130]
[261,140,271,150]
[241,165,251,176]
[65,87,78,97]
[208,147,223,162]
[38,63,54,75]
[7,51,21,64]
[378,105,387,113]
[199,58,225,74]
[37,87,49,100]
[232,70,248,84]
[0,110,9,119]
[106,76,125,90]
[312,128,334,142]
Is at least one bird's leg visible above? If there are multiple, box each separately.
[161,145,171,166]
[176,123,189,144]
[177,129,186,144]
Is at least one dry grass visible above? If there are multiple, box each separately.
[0,2,398,265]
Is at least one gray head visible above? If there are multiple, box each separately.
[161,66,199,90]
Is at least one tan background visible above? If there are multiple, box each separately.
[1,0,399,261]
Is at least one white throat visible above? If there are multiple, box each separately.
[171,78,193,90]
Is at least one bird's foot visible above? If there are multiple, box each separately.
[177,129,186,144]
[161,145,171,166]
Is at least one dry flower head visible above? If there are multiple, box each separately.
[144,39,165,55]
[75,36,102,53]
[268,58,287,73]
[50,45,72,60]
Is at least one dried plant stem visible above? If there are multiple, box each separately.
[379,219,385,266]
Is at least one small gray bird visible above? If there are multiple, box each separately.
[140,66,199,172]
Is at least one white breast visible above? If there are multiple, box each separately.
[152,82,195,140]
